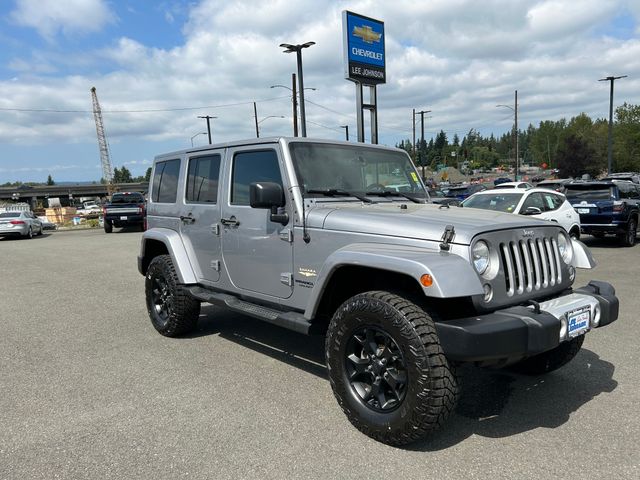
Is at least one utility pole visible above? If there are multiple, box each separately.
[340,125,349,141]
[514,90,518,181]
[599,75,627,175]
[415,109,431,167]
[412,109,416,160]
[197,115,216,144]
[253,102,259,138]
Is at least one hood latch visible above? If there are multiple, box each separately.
[440,225,455,251]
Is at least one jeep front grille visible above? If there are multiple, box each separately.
[499,237,562,297]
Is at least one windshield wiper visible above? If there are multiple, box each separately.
[306,189,374,203]
[365,190,422,204]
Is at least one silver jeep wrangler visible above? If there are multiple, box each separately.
[138,137,618,446]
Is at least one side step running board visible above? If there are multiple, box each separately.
[187,286,316,335]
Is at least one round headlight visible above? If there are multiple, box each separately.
[557,232,573,264]
[472,241,490,275]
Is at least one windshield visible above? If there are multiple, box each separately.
[289,142,426,199]
[565,186,614,201]
[462,192,524,213]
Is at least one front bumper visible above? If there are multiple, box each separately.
[435,281,618,363]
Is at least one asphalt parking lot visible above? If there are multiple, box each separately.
[1,229,639,479]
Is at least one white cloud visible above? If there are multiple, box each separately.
[0,0,639,161]
[10,0,116,39]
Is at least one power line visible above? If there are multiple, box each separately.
[0,95,291,114]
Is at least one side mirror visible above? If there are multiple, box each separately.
[522,206,542,215]
[250,182,284,208]
[249,182,288,225]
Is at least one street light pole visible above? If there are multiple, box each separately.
[190,132,207,147]
[271,81,317,137]
[280,41,315,137]
[197,115,217,144]
[256,115,285,138]
[599,75,627,175]
[496,92,518,180]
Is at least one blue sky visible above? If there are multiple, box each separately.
[0,0,639,183]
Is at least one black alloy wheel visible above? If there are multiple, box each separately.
[345,326,408,412]
[150,273,172,329]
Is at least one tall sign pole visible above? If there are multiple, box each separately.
[342,11,386,144]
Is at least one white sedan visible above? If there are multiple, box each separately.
[461,187,581,238]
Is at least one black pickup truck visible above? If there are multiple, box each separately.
[102,192,146,233]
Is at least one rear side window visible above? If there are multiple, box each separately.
[543,193,564,211]
[231,150,282,205]
[152,159,181,203]
[186,154,221,203]
[565,186,614,201]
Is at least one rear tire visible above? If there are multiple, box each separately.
[104,219,113,233]
[619,217,637,247]
[510,335,584,375]
[25,227,33,239]
[145,254,200,337]
[326,291,459,446]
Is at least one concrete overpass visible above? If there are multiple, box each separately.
[0,182,149,208]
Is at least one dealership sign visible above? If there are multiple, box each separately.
[342,11,386,85]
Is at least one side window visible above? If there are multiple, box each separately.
[186,154,221,203]
[521,193,545,212]
[151,159,180,203]
[231,150,282,206]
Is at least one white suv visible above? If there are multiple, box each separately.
[462,187,581,238]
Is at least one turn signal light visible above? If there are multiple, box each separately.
[420,274,433,287]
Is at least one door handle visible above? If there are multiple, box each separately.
[180,214,195,224]
[221,216,240,227]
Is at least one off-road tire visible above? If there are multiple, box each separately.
[511,335,584,375]
[619,217,637,247]
[326,291,459,446]
[104,219,113,233]
[145,254,200,337]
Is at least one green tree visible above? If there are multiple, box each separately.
[46,174,55,185]
[557,134,598,178]
[113,166,133,183]
[613,102,640,172]
[144,167,152,182]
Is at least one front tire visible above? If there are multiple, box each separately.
[145,255,200,337]
[326,291,459,446]
[511,335,584,375]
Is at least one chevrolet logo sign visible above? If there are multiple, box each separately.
[353,25,381,44]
